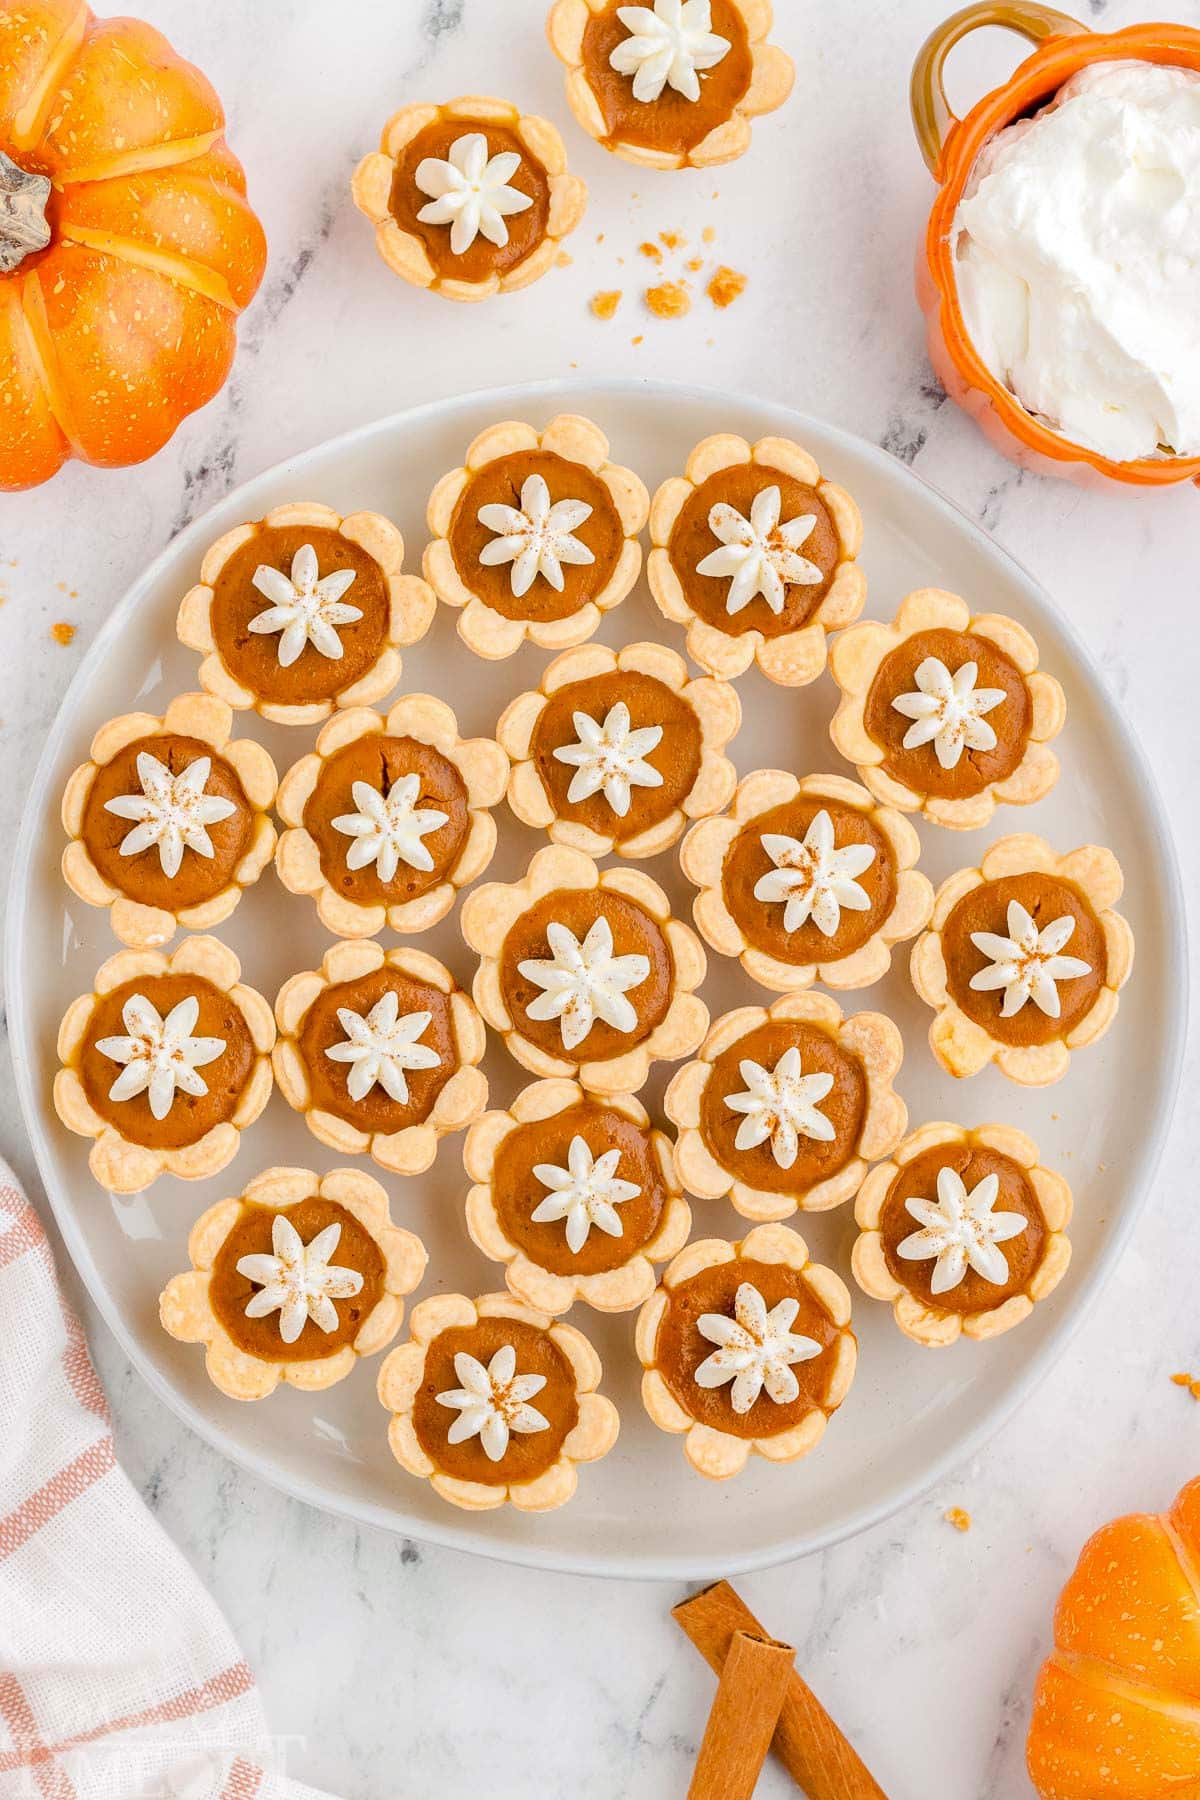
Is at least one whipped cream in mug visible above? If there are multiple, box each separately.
[953,60,1200,462]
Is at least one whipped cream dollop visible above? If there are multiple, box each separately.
[953,60,1200,462]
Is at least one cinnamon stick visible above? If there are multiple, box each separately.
[674,1581,890,1800]
[688,1629,793,1800]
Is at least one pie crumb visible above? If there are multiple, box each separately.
[51,621,76,646]
[556,250,573,268]
[631,334,644,346]
[590,289,623,320]
[707,265,748,310]
[1172,1372,1200,1400]
[686,257,704,272]
[702,225,716,245]
[645,280,691,320]
[639,240,663,261]
[659,230,686,250]
[944,1507,972,1533]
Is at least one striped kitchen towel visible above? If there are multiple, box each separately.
[0,1158,340,1800]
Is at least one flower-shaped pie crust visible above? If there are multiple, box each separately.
[54,935,274,1194]
[665,990,906,1221]
[830,588,1066,830]
[465,1078,692,1313]
[424,414,648,659]
[178,503,435,727]
[351,96,586,302]
[498,639,739,860]
[159,1166,427,1400]
[636,1224,856,1480]
[648,434,864,684]
[274,940,488,1175]
[60,693,277,950]
[852,1122,1072,1346]
[274,694,507,937]
[681,770,932,993]
[461,843,708,1094]
[378,1291,619,1511]
[911,834,1134,1086]
[548,0,794,171]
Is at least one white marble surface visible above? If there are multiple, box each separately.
[2,0,1199,1793]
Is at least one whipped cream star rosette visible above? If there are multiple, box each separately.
[273,940,488,1177]
[60,692,277,950]
[498,640,740,861]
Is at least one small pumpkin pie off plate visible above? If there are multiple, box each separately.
[9,381,1180,1578]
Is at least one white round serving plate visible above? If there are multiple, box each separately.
[8,378,1184,1580]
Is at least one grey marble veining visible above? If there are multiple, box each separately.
[2,1,1199,1794]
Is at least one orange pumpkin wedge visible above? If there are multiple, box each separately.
[1028,1474,1200,1797]
[0,0,266,489]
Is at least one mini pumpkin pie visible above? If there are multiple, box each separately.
[464,1078,692,1314]
[159,1166,427,1400]
[648,434,865,684]
[830,588,1066,830]
[665,991,906,1222]
[351,96,586,303]
[274,941,487,1175]
[274,694,507,937]
[378,1291,619,1511]
[852,1123,1073,1347]
[911,833,1134,1086]
[681,770,932,993]
[60,693,277,950]
[178,502,435,726]
[636,1223,856,1480]
[54,936,274,1194]
[461,843,708,1094]
[497,640,740,860]
[547,0,794,171]
[424,414,648,659]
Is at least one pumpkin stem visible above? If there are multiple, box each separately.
[0,150,52,274]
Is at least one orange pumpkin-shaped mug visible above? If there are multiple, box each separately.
[913,3,1200,490]
[0,0,267,490]
[1028,1472,1200,1796]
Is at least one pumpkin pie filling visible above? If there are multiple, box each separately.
[209,1196,386,1363]
[412,1315,579,1485]
[449,450,625,622]
[302,733,470,907]
[863,627,1032,800]
[580,0,753,155]
[297,966,458,1134]
[722,796,898,965]
[80,732,253,912]
[699,1019,867,1197]
[942,871,1106,1046]
[669,464,840,639]
[654,1256,837,1440]
[492,1102,668,1277]
[209,524,390,707]
[878,1144,1047,1316]
[387,118,552,283]
[78,974,255,1150]
[498,888,674,1063]
[529,669,702,841]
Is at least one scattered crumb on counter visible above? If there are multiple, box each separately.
[659,229,686,250]
[1172,1373,1200,1400]
[631,334,644,346]
[645,279,691,319]
[686,256,703,272]
[707,265,747,309]
[596,232,605,243]
[590,289,622,320]
[702,224,716,245]
[556,250,573,268]
[944,1507,972,1533]
[639,240,662,261]
[51,622,76,646]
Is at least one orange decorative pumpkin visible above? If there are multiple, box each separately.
[1028,1474,1200,1797]
[0,0,266,490]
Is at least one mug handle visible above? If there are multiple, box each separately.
[911,2,1090,174]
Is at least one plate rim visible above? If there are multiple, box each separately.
[8,374,1188,1581]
